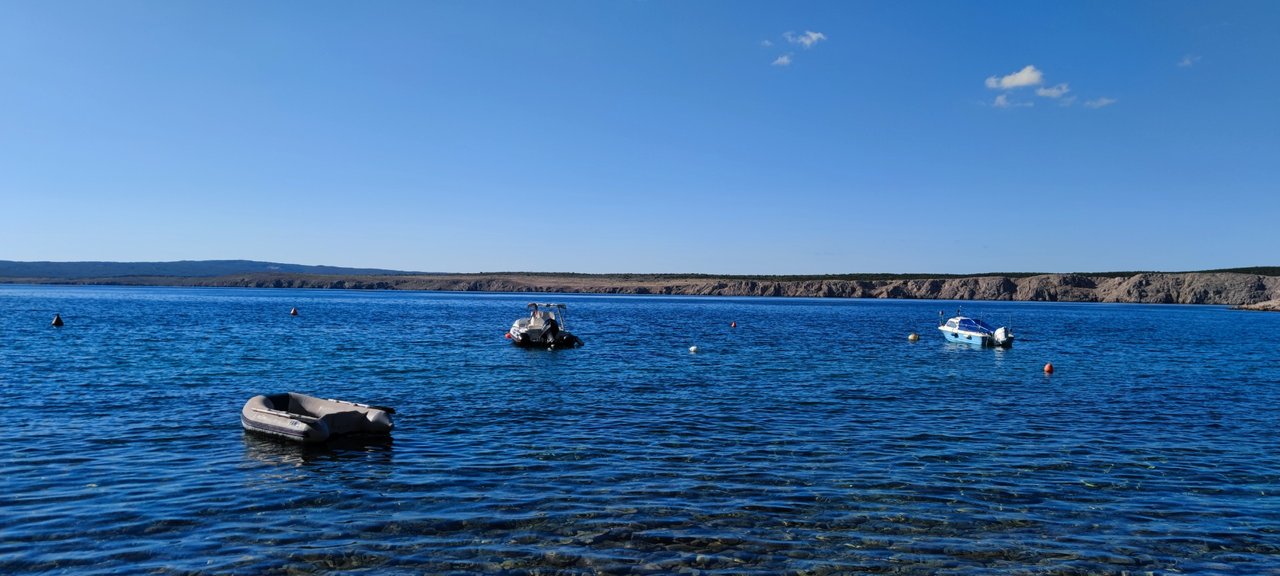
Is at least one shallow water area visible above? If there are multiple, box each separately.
[2,285,1279,574]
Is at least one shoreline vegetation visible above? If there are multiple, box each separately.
[1,261,1278,306]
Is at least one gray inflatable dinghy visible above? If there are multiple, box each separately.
[241,392,394,443]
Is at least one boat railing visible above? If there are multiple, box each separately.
[527,303,569,331]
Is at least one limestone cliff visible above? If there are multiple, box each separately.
[20,271,1279,305]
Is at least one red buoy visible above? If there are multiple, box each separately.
[51,313,64,327]
[504,332,512,339]
[290,307,298,316]
[1044,362,1054,374]
[730,321,737,328]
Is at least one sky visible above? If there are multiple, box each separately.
[1,0,1277,274]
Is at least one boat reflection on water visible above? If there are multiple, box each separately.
[242,431,395,468]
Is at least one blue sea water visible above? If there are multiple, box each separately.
[1,284,1278,575]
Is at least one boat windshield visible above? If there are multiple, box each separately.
[528,304,563,324]
[956,318,995,333]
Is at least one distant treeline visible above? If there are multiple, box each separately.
[4,266,1279,305]
[0,260,1276,281]
[471,267,1280,282]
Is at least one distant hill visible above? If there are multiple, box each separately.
[4,269,1279,305]
[0,260,416,279]
[3,260,1279,305]
[468,267,1280,281]
[2,259,1276,281]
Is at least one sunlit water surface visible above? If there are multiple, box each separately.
[1,285,1278,574]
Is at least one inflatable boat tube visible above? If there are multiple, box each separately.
[241,392,394,443]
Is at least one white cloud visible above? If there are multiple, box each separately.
[985,65,1044,90]
[772,54,792,67]
[1178,55,1201,67]
[1036,83,1070,98]
[1084,97,1117,109]
[760,40,773,47]
[783,31,826,48]
[1059,95,1077,107]
[992,93,1032,108]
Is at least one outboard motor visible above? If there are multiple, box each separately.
[993,327,1013,347]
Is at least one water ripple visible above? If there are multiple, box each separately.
[2,287,1279,574]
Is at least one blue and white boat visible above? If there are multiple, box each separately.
[938,311,1014,347]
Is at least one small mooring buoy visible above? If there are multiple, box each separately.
[730,321,737,328]
[689,345,699,353]
[907,332,919,342]
[1043,362,1054,374]
[290,307,298,316]
[51,313,64,327]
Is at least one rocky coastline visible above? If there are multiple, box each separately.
[1232,299,1280,312]
[7,271,1280,306]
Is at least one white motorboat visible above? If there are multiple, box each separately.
[938,310,1014,347]
[507,303,583,349]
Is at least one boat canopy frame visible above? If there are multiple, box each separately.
[954,317,996,334]
[527,302,569,331]
[940,307,1000,334]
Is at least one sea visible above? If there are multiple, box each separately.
[1,284,1277,575]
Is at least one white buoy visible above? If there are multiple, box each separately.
[689,345,699,353]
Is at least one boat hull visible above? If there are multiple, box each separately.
[240,393,394,444]
[510,331,584,349]
[241,413,320,442]
[939,327,1013,347]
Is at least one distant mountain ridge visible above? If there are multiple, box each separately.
[2,260,1277,281]
[2,265,1279,305]
[0,260,416,279]
[3,261,1279,305]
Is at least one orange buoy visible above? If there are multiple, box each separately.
[1043,362,1054,374]
[504,332,512,339]
[730,321,737,328]
[290,307,298,316]
[51,313,64,327]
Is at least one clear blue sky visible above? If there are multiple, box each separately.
[2,1,1276,274]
